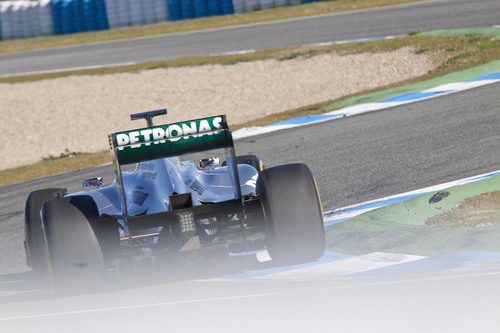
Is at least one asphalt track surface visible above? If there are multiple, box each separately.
[1,0,499,76]
[0,82,498,332]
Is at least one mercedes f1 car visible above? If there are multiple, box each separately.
[24,109,325,283]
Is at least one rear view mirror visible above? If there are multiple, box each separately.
[199,158,220,169]
[82,177,103,189]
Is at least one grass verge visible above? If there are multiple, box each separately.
[0,152,111,187]
[327,175,500,256]
[0,33,499,186]
[0,0,420,55]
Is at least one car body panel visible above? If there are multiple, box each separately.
[68,157,258,236]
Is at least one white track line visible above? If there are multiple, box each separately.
[325,169,500,223]
[2,269,500,322]
[222,252,426,281]
[233,77,500,140]
[0,62,137,78]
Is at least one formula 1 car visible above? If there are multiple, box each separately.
[24,109,325,283]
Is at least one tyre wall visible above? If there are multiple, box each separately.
[0,0,327,40]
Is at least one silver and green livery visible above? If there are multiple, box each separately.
[23,108,326,284]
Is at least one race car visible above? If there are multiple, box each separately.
[24,109,325,284]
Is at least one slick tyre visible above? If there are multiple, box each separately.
[257,163,325,264]
[24,188,67,276]
[68,195,120,265]
[41,198,105,286]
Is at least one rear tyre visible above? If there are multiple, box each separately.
[41,198,105,286]
[68,196,120,265]
[24,188,67,276]
[257,163,325,264]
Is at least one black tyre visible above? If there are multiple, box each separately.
[41,198,105,286]
[223,155,264,173]
[257,163,325,264]
[68,196,120,264]
[24,188,67,275]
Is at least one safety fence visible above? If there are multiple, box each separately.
[0,0,328,40]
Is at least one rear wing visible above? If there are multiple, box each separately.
[108,114,241,232]
[109,115,232,165]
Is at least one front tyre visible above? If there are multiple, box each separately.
[257,163,325,264]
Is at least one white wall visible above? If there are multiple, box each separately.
[232,0,246,13]
[0,0,308,40]
[0,2,13,40]
[0,0,54,40]
[153,0,168,22]
[38,0,53,36]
